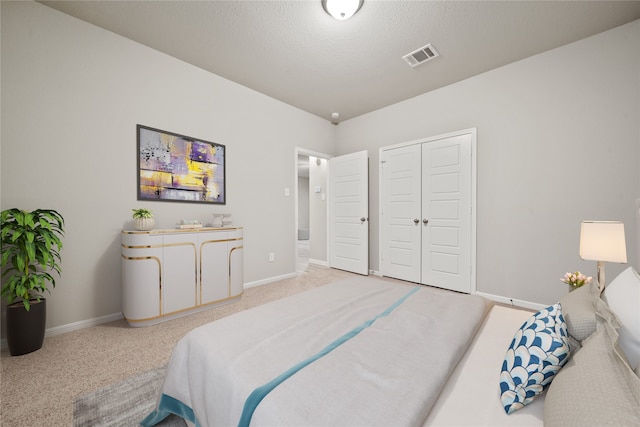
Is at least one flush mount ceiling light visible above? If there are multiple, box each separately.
[322,0,364,20]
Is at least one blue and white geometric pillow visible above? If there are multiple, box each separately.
[499,303,570,414]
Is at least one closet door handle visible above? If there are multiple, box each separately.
[413,218,420,224]
[423,219,429,224]
[361,217,367,222]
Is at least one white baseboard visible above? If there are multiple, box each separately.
[369,269,381,276]
[308,258,328,267]
[476,291,547,312]
[46,312,124,336]
[1,311,123,350]
[243,272,298,289]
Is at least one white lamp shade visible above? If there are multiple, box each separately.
[579,221,627,263]
[322,0,363,20]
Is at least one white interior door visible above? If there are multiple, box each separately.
[421,134,472,292]
[379,129,475,294]
[380,144,421,282]
[329,151,369,275]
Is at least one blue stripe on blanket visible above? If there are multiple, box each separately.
[237,285,421,427]
[140,393,199,427]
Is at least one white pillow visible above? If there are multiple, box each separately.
[603,266,640,371]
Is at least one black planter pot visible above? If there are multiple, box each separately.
[6,298,46,356]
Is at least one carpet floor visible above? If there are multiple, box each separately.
[1,265,357,426]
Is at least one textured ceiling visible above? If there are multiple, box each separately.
[39,0,640,123]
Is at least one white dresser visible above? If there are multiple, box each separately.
[121,227,243,327]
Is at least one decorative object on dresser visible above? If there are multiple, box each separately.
[132,208,155,231]
[212,213,232,227]
[578,220,627,291]
[137,125,225,205]
[212,214,223,227]
[121,227,243,327]
[177,219,202,229]
[0,208,65,356]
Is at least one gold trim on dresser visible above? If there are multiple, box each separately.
[228,245,243,297]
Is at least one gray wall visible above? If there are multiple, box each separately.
[1,1,335,330]
[335,20,640,305]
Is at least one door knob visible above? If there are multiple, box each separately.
[413,218,420,224]
[361,217,366,222]
[423,219,429,224]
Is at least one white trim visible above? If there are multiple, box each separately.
[1,311,123,350]
[309,258,328,267]
[243,272,298,289]
[378,127,477,152]
[475,291,547,312]
[47,312,124,335]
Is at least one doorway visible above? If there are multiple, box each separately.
[295,148,331,273]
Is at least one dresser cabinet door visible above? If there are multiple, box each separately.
[200,232,229,304]
[162,234,198,315]
[122,234,163,322]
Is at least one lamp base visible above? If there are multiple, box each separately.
[596,260,605,293]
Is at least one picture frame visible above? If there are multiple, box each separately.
[137,125,225,204]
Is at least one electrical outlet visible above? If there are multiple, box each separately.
[269,252,275,262]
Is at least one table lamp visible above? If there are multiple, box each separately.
[579,221,627,292]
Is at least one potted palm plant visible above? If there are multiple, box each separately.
[1,208,64,356]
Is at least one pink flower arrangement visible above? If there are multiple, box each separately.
[561,271,592,288]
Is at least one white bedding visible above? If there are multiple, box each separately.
[424,305,545,426]
[142,276,489,426]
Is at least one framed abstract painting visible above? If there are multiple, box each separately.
[137,125,226,204]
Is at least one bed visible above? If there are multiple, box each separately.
[142,271,640,427]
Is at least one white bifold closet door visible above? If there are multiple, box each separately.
[381,131,473,293]
[380,144,422,282]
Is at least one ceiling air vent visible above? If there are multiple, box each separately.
[402,44,439,68]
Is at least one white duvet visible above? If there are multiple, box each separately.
[142,276,489,427]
